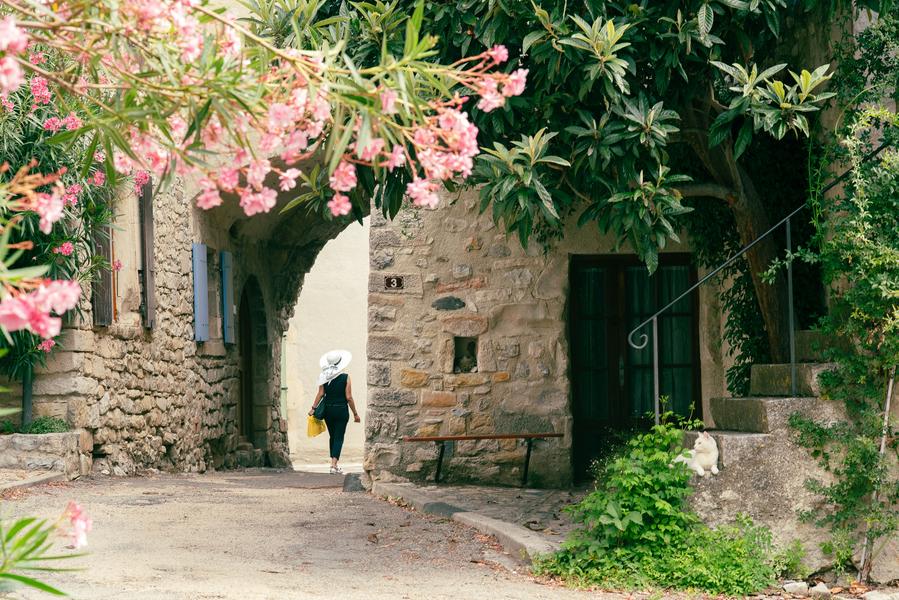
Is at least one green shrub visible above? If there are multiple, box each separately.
[0,420,15,434]
[20,417,68,434]
[534,420,781,595]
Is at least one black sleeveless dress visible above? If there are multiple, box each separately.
[322,373,350,459]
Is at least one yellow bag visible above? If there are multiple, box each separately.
[307,415,327,438]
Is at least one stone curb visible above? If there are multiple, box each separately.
[371,482,561,564]
[0,471,67,493]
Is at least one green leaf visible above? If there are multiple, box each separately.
[0,573,66,596]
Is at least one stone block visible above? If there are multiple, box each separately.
[445,373,490,388]
[421,390,457,408]
[371,229,402,249]
[440,314,488,337]
[400,369,430,388]
[370,389,417,408]
[492,372,511,383]
[415,423,441,437]
[33,375,98,397]
[432,296,466,311]
[368,362,391,387]
[36,351,85,375]
[534,256,566,300]
[368,336,412,361]
[452,264,473,279]
[477,339,498,372]
[436,276,487,293]
[58,329,95,352]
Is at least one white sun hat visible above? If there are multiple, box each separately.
[317,349,352,386]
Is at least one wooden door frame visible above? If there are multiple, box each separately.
[568,253,704,432]
[238,286,255,443]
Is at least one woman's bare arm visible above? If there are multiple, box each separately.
[346,376,360,422]
[308,385,324,416]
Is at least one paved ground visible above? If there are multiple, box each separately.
[0,471,611,600]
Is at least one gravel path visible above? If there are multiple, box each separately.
[0,471,613,600]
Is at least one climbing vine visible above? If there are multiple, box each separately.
[785,13,899,580]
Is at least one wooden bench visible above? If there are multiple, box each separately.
[402,433,564,487]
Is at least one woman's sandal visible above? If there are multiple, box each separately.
[329,466,343,475]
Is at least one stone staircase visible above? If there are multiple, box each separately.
[687,331,897,582]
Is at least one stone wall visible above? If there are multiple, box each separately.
[0,432,90,479]
[364,190,728,487]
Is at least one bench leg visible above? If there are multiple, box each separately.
[435,441,445,484]
[521,438,534,487]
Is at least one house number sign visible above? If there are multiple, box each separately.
[384,276,404,290]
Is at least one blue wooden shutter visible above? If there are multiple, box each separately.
[220,251,235,344]
[192,243,209,342]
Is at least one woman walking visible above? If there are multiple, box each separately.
[308,350,360,474]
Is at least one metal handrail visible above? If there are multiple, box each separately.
[628,142,890,424]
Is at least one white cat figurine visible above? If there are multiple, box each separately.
[675,431,720,477]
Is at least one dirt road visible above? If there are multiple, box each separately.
[1,471,607,600]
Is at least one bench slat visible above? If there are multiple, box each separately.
[403,433,563,442]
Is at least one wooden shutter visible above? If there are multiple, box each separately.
[91,226,114,327]
[192,243,209,342]
[220,250,235,344]
[138,180,156,329]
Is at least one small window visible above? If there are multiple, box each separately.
[453,337,478,373]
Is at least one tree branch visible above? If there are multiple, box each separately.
[677,183,737,201]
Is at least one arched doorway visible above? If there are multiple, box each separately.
[238,277,267,449]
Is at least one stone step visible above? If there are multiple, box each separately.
[709,396,819,433]
[749,362,834,397]
[683,430,770,468]
[235,442,254,452]
[794,330,851,363]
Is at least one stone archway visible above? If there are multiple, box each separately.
[190,171,367,471]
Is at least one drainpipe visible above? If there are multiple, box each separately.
[22,361,33,429]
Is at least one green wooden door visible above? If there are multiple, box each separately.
[570,255,700,479]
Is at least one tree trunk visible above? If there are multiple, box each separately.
[731,168,791,364]
[682,104,792,364]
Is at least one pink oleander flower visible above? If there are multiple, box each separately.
[0,56,24,95]
[221,19,242,60]
[356,138,385,162]
[35,190,65,234]
[247,158,271,191]
[53,242,74,256]
[0,280,81,339]
[476,77,505,113]
[30,76,51,105]
[0,17,29,54]
[89,171,105,186]
[380,88,398,115]
[383,145,406,172]
[279,168,301,192]
[63,112,83,131]
[329,160,356,192]
[65,501,91,549]
[267,103,294,132]
[37,338,55,353]
[29,52,46,65]
[134,170,151,195]
[63,183,82,206]
[93,150,105,162]
[406,177,440,209]
[43,116,63,132]
[239,187,277,216]
[218,167,239,192]
[502,68,528,98]
[112,259,123,272]
[487,45,509,64]
[1,95,13,112]
[113,152,133,175]
[327,192,352,217]
[196,180,223,209]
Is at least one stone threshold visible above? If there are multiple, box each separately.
[371,481,560,564]
[0,470,67,493]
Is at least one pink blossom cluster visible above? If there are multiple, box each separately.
[53,241,74,256]
[0,17,28,96]
[43,112,83,133]
[35,189,65,234]
[0,280,81,339]
[64,501,92,549]
[37,338,55,352]
[30,76,51,105]
[63,183,82,206]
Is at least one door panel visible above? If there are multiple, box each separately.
[570,255,700,480]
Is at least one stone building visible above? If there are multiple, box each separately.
[364,190,728,488]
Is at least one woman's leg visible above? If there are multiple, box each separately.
[329,411,349,461]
